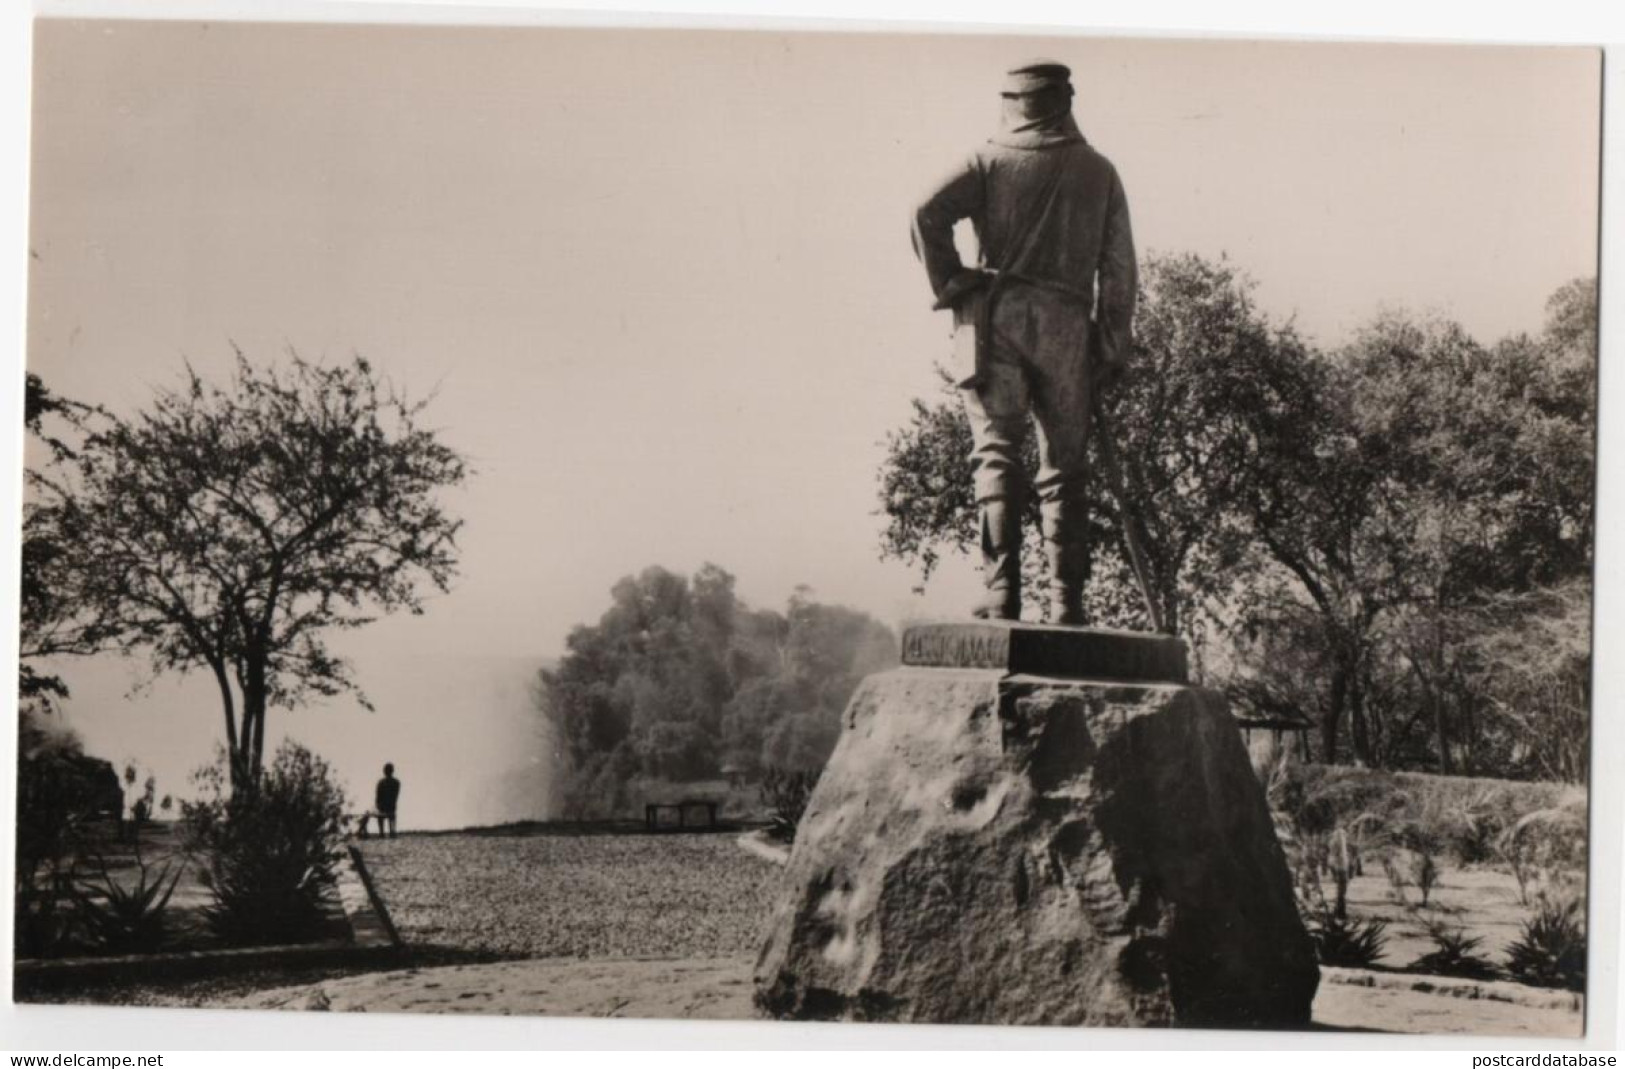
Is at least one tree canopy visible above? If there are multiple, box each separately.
[878,258,1596,781]
[537,564,896,818]
[25,352,469,784]
[19,373,91,711]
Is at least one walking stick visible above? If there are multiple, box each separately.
[1090,388,1167,633]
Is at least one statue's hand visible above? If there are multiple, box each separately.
[1089,318,1127,392]
[933,269,992,312]
[1095,358,1127,393]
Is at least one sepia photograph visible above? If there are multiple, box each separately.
[7,7,1609,1044]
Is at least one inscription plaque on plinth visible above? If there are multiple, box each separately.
[900,620,1187,684]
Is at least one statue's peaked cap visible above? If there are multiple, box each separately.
[1004,60,1071,95]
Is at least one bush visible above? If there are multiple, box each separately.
[760,767,819,843]
[1308,906,1389,968]
[1412,849,1440,907]
[1505,894,1586,992]
[1498,807,1587,905]
[1380,852,1411,909]
[14,869,80,960]
[183,742,349,946]
[120,762,172,841]
[1451,804,1502,866]
[1412,920,1498,981]
[14,710,109,958]
[1280,764,1580,852]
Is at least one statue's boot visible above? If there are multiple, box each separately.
[1043,499,1090,626]
[972,497,1022,621]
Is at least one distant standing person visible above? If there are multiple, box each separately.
[375,762,401,839]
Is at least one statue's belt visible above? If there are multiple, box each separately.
[967,268,1093,388]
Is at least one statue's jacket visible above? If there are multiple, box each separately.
[911,114,1138,382]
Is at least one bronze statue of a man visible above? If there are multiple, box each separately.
[912,60,1137,625]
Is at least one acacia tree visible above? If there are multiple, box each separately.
[27,352,468,787]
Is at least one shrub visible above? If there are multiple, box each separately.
[1505,894,1586,992]
[119,763,172,843]
[72,851,181,955]
[1412,849,1440,907]
[1287,830,1329,915]
[1323,817,1381,915]
[1308,906,1389,968]
[1452,806,1502,866]
[1412,920,1498,981]
[1280,764,1579,854]
[1380,852,1412,909]
[760,767,819,843]
[14,869,80,960]
[14,711,103,958]
[184,742,349,946]
[1498,807,1587,905]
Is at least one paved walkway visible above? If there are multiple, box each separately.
[237,957,753,1019]
[231,956,1583,1036]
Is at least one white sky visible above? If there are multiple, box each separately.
[21,20,1602,828]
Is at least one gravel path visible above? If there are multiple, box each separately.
[358,831,782,960]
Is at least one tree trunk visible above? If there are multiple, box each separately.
[223,651,271,794]
[212,661,249,790]
[1348,658,1372,768]
[1322,666,1345,764]
[245,651,269,775]
[1459,692,1476,777]
[1432,688,1453,775]
[1432,630,1454,775]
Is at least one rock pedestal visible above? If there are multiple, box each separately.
[754,621,1319,1029]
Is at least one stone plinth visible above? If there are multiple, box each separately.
[901,620,1188,682]
[754,625,1319,1029]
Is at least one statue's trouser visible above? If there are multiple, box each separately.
[956,285,1095,623]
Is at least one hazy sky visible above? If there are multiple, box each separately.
[23,20,1601,827]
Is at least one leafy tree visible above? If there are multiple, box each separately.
[878,255,1597,777]
[26,352,468,786]
[723,587,896,776]
[536,566,895,818]
[1456,580,1590,783]
[1200,274,1593,771]
[19,374,95,710]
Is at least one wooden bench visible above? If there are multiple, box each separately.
[353,811,397,839]
[644,800,719,832]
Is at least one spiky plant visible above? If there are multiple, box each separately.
[72,851,182,955]
[1412,920,1498,980]
[1308,906,1388,968]
[1506,894,1586,992]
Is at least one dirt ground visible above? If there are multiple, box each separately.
[224,955,1583,1037]
[1341,863,1559,968]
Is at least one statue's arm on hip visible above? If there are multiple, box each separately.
[911,157,988,311]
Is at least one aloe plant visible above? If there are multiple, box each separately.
[1308,905,1388,968]
[73,851,182,955]
[1412,920,1498,980]
[1506,894,1586,991]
